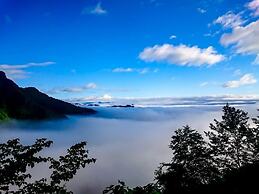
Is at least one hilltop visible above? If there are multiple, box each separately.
[0,71,96,120]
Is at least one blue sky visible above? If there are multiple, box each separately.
[0,0,259,101]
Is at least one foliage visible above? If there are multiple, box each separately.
[0,138,96,194]
[215,161,259,193]
[0,109,9,120]
[103,181,161,194]
[155,126,218,194]
[205,104,258,171]
[251,109,259,159]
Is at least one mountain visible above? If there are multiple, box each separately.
[0,71,96,120]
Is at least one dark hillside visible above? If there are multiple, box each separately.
[0,71,96,120]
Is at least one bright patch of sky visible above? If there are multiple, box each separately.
[0,0,258,101]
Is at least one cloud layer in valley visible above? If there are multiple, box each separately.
[69,94,259,108]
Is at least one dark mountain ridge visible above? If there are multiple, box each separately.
[0,71,96,120]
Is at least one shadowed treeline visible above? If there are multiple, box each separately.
[0,104,259,193]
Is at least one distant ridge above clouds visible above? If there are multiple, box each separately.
[69,95,259,108]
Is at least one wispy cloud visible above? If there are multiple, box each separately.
[197,8,207,14]
[213,11,245,29]
[139,44,225,67]
[112,67,159,74]
[223,74,257,88]
[199,81,219,87]
[112,68,134,73]
[233,69,242,76]
[169,35,177,39]
[48,83,97,94]
[247,0,259,16]
[200,82,209,87]
[69,94,113,102]
[210,0,259,64]
[204,30,220,37]
[82,2,107,15]
[0,62,55,79]
[220,20,259,60]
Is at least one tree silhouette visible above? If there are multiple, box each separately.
[251,109,259,159]
[205,104,257,171]
[103,180,161,194]
[0,138,96,193]
[155,125,218,194]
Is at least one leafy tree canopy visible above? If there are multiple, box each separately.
[103,181,161,194]
[205,104,258,170]
[0,138,96,194]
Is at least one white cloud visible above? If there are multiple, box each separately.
[223,74,257,88]
[169,35,177,39]
[86,83,97,89]
[76,94,112,102]
[139,44,225,66]
[101,94,112,101]
[197,8,207,14]
[220,20,259,56]
[112,67,158,74]
[247,0,259,16]
[91,2,107,15]
[213,11,244,28]
[83,2,107,15]
[0,62,54,69]
[112,68,134,73]
[0,62,55,79]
